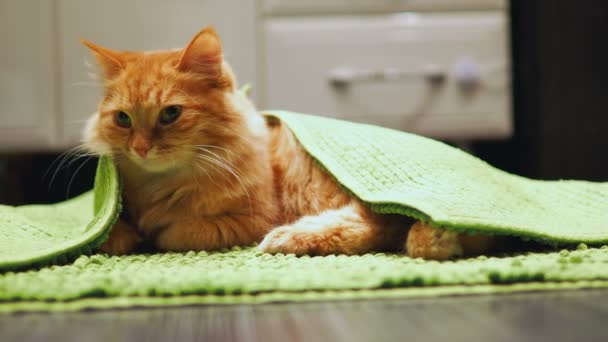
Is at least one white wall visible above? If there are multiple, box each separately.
[0,1,58,151]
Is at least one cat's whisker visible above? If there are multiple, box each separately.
[65,155,95,199]
[194,154,234,186]
[192,145,245,183]
[194,155,238,200]
[44,145,95,189]
[193,144,235,155]
[212,156,253,216]
[195,153,247,197]
[44,149,76,180]
[195,147,247,179]
[194,153,253,214]
[64,145,97,168]
[193,144,244,163]
[190,161,204,189]
[64,154,97,172]
[193,159,221,192]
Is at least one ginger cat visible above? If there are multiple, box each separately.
[82,27,494,260]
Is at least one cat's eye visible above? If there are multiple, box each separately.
[159,105,182,125]
[115,111,132,128]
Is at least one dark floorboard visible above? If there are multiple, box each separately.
[2,289,608,342]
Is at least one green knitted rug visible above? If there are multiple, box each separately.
[1,111,608,313]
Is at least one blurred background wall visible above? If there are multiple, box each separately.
[0,0,606,205]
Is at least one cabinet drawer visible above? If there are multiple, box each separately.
[263,12,511,139]
[262,0,506,15]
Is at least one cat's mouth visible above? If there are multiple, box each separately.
[126,150,178,173]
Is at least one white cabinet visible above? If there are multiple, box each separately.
[0,1,58,151]
[0,0,510,151]
[262,12,511,139]
[262,0,506,15]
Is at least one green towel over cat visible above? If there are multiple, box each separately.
[1,111,607,312]
[267,111,608,244]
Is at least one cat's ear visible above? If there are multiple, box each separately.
[178,26,223,79]
[81,40,125,79]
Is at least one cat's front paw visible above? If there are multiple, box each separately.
[258,223,353,256]
[258,225,317,255]
[98,219,142,255]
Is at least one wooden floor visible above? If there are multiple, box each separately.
[3,289,608,342]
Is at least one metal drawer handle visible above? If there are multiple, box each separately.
[328,60,507,91]
[328,64,446,88]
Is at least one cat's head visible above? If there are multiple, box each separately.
[82,27,261,173]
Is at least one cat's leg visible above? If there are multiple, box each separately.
[405,221,495,260]
[153,214,272,251]
[98,218,142,255]
[258,202,406,256]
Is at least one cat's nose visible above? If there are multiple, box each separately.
[131,134,151,159]
[133,145,149,158]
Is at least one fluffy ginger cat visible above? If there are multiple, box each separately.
[82,27,494,260]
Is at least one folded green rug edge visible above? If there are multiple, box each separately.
[3,280,608,313]
[0,157,120,272]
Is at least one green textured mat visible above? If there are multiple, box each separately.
[1,110,608,312]
[0,157,120,272]
[2,246,608,312]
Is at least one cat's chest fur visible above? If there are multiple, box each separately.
[117,159,250,237]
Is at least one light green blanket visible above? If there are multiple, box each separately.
[270,111,608,244]
[1,111,607,312]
